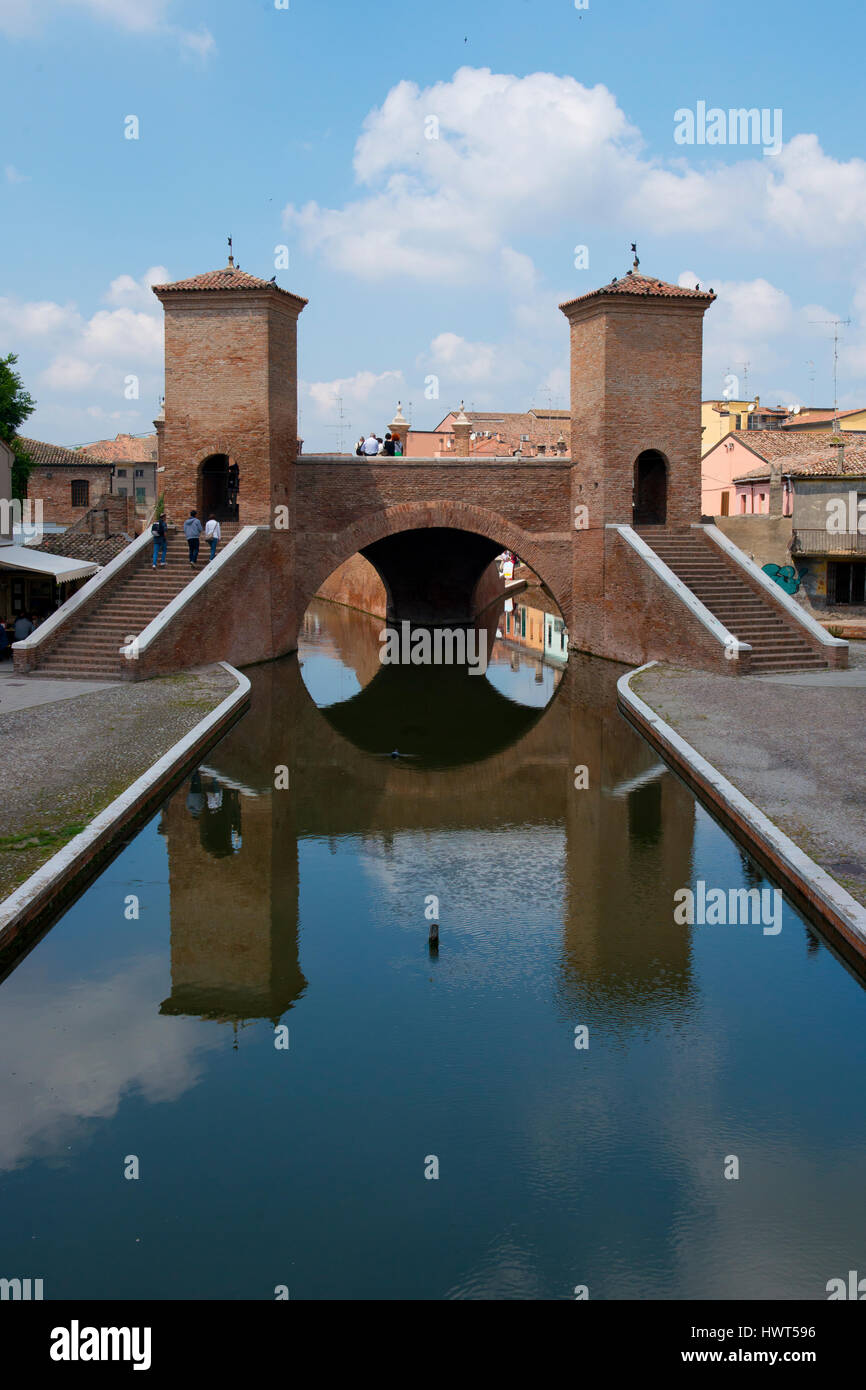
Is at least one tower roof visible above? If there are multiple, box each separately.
[560,271,715,313]
[152,264,308,304]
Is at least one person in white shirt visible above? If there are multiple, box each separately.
[362,432,379,456]
[204,514,221,561]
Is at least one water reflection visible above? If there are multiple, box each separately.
[154,599,695,1030]
[4,597,866,1300]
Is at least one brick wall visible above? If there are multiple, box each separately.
[316,553,388,618]
[563,297,708,531]
[156,288,304,528]
[30,466,113,526]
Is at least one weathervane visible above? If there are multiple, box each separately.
[631,242,639,271]
[227,234,234,268]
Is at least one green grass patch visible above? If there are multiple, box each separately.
[0,823,88,853]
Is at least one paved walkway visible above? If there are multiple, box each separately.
[0,665,236,900]
[632,641,866,909]
[0,666,117,713]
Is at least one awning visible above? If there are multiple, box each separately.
[0,544,98,584]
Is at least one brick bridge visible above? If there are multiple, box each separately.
[15,256,847,679]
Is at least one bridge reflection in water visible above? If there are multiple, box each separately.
[157,598,696,1030]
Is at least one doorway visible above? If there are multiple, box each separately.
[200,454,238,521]
[633,450,668,526]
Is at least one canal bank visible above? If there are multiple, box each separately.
[0,664,248,962]
[621,643,866,953]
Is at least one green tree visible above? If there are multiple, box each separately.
[0,353,36,500]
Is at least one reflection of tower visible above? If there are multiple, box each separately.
[559,655,696,1017]
[158,770,305,1025]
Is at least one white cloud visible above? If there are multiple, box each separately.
[0,0,215,56]
[0,298,79,338]
[5,164,30,184]
[39,354,102,390]
[104,265,169,309]
[307,368,404,415]
[285,67,866,295]
[426,331,498,384]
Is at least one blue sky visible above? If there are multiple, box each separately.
[3,0,866,449]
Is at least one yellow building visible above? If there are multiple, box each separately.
[701,398,788,455]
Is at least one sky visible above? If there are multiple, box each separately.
[2,0,866,451]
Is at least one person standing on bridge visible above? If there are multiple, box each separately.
[204,514,221,562]
[184,509,204,567]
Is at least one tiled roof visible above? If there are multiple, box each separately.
[152,264,308,303]
[17,437,112,469]
[734,442,866,481]
[78,432,158,463]
[706,429,850,464]
[35,532,131,565]
[783,407,866,426]
[560,271,715,312]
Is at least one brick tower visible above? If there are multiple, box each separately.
[559,258,715,655]
[152,257,307,527]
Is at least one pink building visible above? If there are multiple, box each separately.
[701,430,856,516]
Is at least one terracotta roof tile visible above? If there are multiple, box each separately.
[78,433,158,463]
[17,437,113,469]
[152,264,308,304]
[35,532,131,565]
[783,407,866,425]
[734,440,866,480]
[560,271,715,312]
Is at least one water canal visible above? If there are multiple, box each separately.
[1,599,865,1300]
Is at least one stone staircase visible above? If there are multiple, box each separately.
[637,528,827,674]
[32,523,239,679]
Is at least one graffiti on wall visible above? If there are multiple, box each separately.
[762,562,806,596]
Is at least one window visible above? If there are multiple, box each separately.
[829,561,866,605]
[116,468,127,477]
[135,468,144,478]
[135,487,146,504]
[116,486,128,498]
[520,607,526,638]
[71,479,89,507]
[520,434,529,442]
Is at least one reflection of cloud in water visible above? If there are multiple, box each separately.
[358,827,565,989]
[0,955,221,1174]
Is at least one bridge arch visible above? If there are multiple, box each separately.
[296,499,571,628]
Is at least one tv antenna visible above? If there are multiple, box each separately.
[740,361,751,399]
[325,394,349,454]
[809,316,851,428]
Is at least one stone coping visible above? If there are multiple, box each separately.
[700,522,848,656]
[0,662,250,977]
[119,526,264,662]
[296,455,572,468]
[614,524,750,661]
[617,661,866,966]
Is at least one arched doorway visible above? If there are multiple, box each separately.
[200,454,238,521]
[633,450,668,526]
